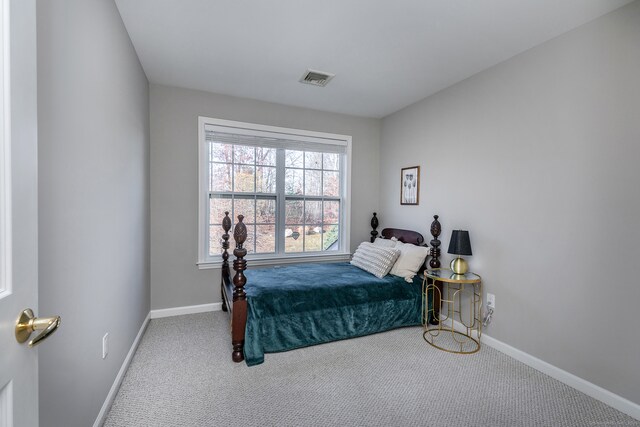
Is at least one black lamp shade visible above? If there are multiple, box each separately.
[447,230,472,256]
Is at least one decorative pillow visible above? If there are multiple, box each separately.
[373,237,397,248]
[390,241,429,282]
[351,242,401,278]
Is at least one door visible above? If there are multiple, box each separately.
[0,1,44,426]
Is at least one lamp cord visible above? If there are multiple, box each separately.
[482,307,494,327]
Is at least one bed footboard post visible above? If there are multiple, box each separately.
[231,215,248,363]
[370,212,379,243]
[428,215,442,325]
[221,212,231,312]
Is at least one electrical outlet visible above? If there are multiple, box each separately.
[102,333,109,359]
[486,293,496,310]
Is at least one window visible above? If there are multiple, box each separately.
[198,117,351,267]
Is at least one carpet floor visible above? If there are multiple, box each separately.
[103,312,639,427]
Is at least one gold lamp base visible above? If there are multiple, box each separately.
[450,257,468,275]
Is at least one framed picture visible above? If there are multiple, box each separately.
[400,166,420,205]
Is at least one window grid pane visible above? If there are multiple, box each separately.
[256,147,276,166]
[256,166,276,194]
[209,196,232,225]
[234,165,255,192]
[285,225,304,253]
[234,145,255,165]
[285,150,303,168]
[256,225,276,253]
[209,225,224,257]
[256,198,276,223]
[244,224,256,254]
[285,169,303,195]
[323,225,339,251]
[304,152,322,170]
[304,226,322,251]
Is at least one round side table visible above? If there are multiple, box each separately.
[422,268,482,354]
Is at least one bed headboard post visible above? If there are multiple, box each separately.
[370,212,379,243]
[429,215,442,268]
[221,212,232,276]
[231,215,248,362]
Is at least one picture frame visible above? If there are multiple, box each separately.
[400,166,420,205]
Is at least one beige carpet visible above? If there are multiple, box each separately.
[104,312,639,427]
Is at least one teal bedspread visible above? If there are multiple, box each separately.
[243,262,425,366]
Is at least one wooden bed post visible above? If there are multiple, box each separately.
[370,212,379,243]
[231,215,248,363]
[429,215,441,268]
[429,214,442,325]
[220,212,231,312]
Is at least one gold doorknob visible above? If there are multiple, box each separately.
[15,308,61,347]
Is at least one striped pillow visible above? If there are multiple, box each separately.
[372,237,397,248]
[350,242,401,278]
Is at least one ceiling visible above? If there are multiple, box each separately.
[115,0,632,118]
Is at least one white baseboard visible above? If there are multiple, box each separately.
[448,319,640,421]
[93,312,150,427]
[150,302,223,319]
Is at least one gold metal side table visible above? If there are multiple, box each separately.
[422,268,482,354]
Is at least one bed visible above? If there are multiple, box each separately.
[219,213,443,365]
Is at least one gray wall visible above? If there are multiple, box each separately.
[150,84,380,310]
[37,1,150,426]
[380,2,640,405]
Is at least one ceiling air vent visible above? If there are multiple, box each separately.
[299,69,335,87]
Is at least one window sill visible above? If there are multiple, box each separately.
[197,252,352,270]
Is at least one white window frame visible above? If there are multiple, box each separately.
[0,0,11,299]
[197,117,352,269]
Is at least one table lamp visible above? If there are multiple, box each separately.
[447,230,472,274]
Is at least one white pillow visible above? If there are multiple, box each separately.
[390,241,429,282]
[372,237,397,248]
[351,242,401,278]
